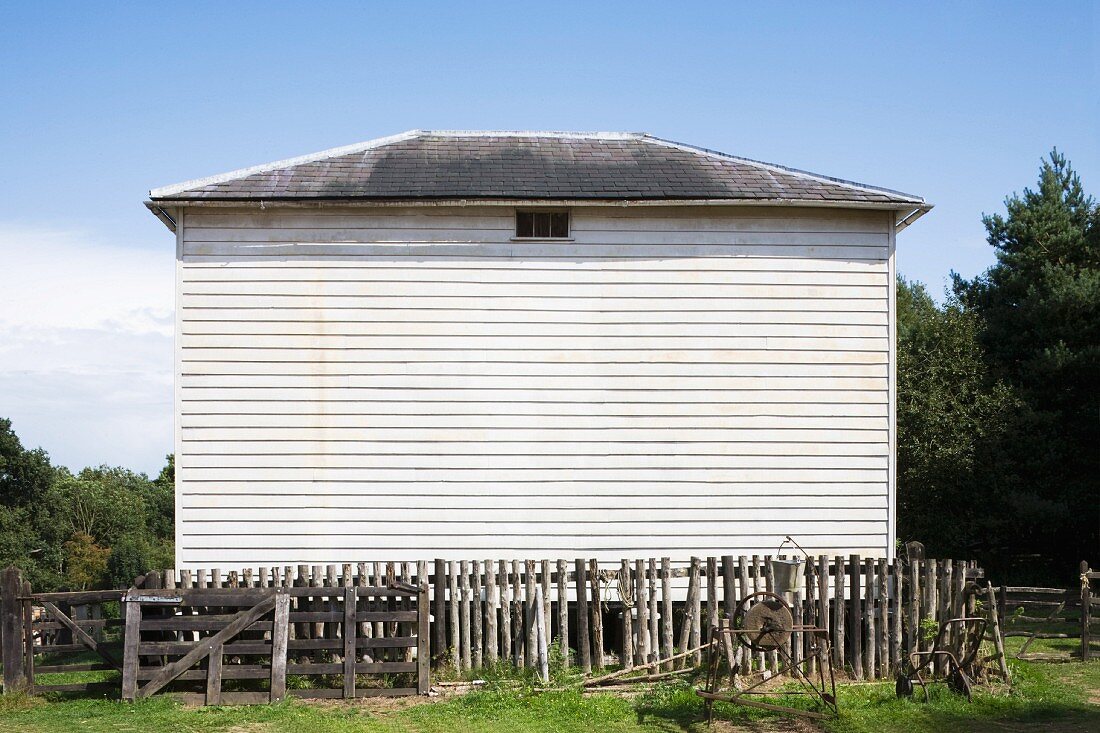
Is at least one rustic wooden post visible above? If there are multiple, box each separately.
[447,562,460,669]
[877,559,889,676]
[500,560,512,665]
[534,585,549,684]
[721,556,736,622]
[417,581,430,695]
[890,560,902,673]
[691,557,703,666]
[985,583,1010,680]
[204,642,223,705]
[660,557,673,670]
[459,560,472,671]
[471,560,483,669]
[589,558,604,669]
[833,556,845,670]
[512,559,524,668]
[864,558,876,678]
[525,559,537,667]
[647,558,659,665]
[907,558,920,659]
[817,555,829,666]
[574,558,591,673]
[620,559,633,671]
[121,595,141,701]
[763,556,777,674]
[1081,561,1092,662]
[635,558,649,666]
[849,554,863,679]
[486,559,499,666]
[706,557,719,648]
[1,567,26,694]
[21,580,34,691]
[343,586,357,698]
[541,559,551,652]
[432,559,446,665]
[271,590,290,701]
[678,558,698,659]
[556,559,569,668]
[738,556,751,670]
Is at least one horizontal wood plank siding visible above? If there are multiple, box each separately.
[176,205,892,565]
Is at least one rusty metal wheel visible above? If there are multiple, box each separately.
[733,591,793,652]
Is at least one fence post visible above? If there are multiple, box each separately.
[432,559,445,666]
[1082,560,1092,662]
[1,566,27,694]
[574,558,591,673]
[418,582,430,694]
[121,595,141,701]
[849,554,863,680]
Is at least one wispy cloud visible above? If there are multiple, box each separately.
[0,224,173,474]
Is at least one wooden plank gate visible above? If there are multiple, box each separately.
[120,582,430,704]
[1,567,429,703]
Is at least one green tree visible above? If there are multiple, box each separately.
[895,277,1019,564]
[0,417,56,507]
[953,150,1099,572]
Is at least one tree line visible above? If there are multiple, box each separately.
[898,150,1098,582]
[0,421,174,592]
[0,151,1095,590]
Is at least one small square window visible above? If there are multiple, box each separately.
[516,210,570,238]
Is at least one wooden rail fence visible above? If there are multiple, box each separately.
[997,562,1098,662]
[2,555,995,694]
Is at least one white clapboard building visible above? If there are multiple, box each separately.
[147,130,929,569]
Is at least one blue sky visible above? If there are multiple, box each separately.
[1,1,1096,475]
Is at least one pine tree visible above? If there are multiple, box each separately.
[954,150,1100,573]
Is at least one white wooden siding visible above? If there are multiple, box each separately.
[175,205,893,566]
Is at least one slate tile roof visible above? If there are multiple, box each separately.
[150,130,924,206]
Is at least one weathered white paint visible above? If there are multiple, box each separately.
[174,205,895,566]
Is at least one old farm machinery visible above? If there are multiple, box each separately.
[697,579,839,722]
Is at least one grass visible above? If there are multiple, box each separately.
[3,644,1096,732]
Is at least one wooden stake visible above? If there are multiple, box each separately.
[620,559,633,671]
[500,560,512,666]
[575,558,591,674]
[660,558,673,671]
[471,560,483,669]
[485,559,499,666]
[556,559,569,669]
[525,559,537,668]
[589,558,604,669]
[635,559,649,666]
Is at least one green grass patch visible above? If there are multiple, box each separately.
[0,657,1096,732]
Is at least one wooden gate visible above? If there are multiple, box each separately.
[121,582,429,704]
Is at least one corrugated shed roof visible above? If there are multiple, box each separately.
[149,130,925,206]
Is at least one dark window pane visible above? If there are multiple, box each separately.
[550,212,569,238]
[517,210,569,238]
[516,211,534,237]
[533,212,551,237]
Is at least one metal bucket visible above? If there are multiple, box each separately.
[769,558,803,594]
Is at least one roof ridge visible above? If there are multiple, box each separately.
[150,130,658,198]
[640,134,925,204]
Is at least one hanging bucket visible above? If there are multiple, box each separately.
[770,557,803,595]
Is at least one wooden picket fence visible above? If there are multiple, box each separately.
[3,554,999,700]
